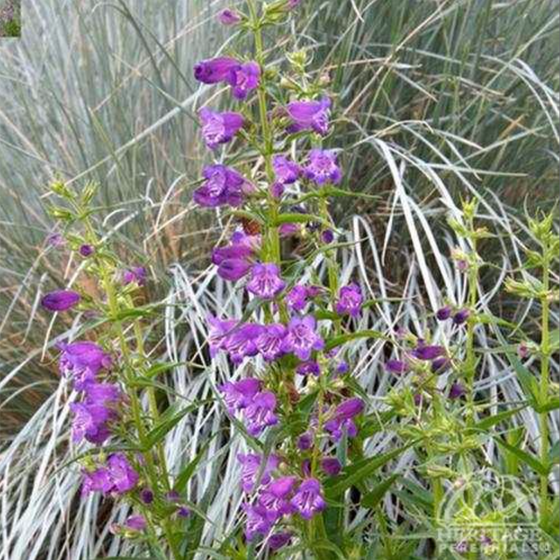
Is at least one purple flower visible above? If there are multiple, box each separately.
[324,398,364,441]
[256,324,287,361]
[194,56,240,84]
[287,97,331,136]
[219,378,261,413]
[453,309,470,325]
[335,360,349,375]
[304,149,342,185]
[243,503,273,540]
[58,341,112,391]
[385,359,409,375]
[228,62,260,100]
[125,515,146,531]
[194,164,248,208]
[41,290,80,312]
[84,382,122,405]
[321,457,342,476]
[212,231,260,267]
[411,345,445,361]
[279,222,300,237]
[436,306,452,321]
[431,356,450,373]
[273,155,301,185]
[296,360,321,376]
[286,285,309,312]
[297,432,313,450]
[207,315,237,357]
[268,532,293,550]
[245,391,278,436]
[246,263,286,299]
[79,244,94,257]
[258,476,297,520]
[46,232,65,247]
[237,453,280,493]
[140,488,154,504]
[70,401,113,445]
[81,467,113,496]
[107,453,139,494]
[218,8,241,25]
[449,382,466,400]
[321,229,335,244]
[282,315,324,361]
[123,266,147,286]
[199,107,244,150]
[177,506,191,518]
[223,323,265,364]
[291,478,326,520]
[335,283,363,318]
[218,259,252,281]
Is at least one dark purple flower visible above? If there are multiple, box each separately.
[218,258,252,281]
[140,488,154,504]
[296,360,321,376]
[107,453,139,494]
[194,164,248,208]
[207,315,237,357]
[70,401,113,445]
[414,393,423,406]
[321,457,342,476]
[455,540,469,554]
[177,506,191,518]
[58,341,112,391]
[453,309,470,325]
[219,378,261,413]
[282,315,324,361]
[297,432,313,450]
[199,107,244,150]
[228,62,261,100]
[321,229,335,244]
[268,532,293,551]
[166,490,181,502]
[194,57,240,84]
[223,323,265,364]
[218,8,241,25]
[243,503,273,540]
[79,244,94,257]
[273,155,301,185]
[256,324,287,361]
[324,398,364,441]
[245,391,278,436]
[304,149,342,185]
[212,231,260,267]
[335,360,349,375]
[411,345,445,361]
[237,453,280,493]
[291,478,326,520]
[125,515,146,531]
[287,97,331,136]
[123,266,147,286]
[258,476,297,520]
[335,283,363,318]
[449,382,466,400]
[385,359,409,375]
[81,467,113,496]
[41,290,81,312]
[246,263,286,299]
[431,356,450,373]
[436,306,452,321]
[286,285,309,312]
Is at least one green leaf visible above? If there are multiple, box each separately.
[174,435,217,494]
[471,406,526,432]
[144,361,188,379]
[496,438,550,476]
[360,410,397,438]
[361,474,399,509]
[273,212,330,228]
[325,330,385,351]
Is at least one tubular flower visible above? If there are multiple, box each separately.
[194,57,240,84]
[290,478,326,520]
[287,97,331,136]
[324,397,364,441]
[58,341,112,391]
[228,62,261,100]
[335,283,364,317]
[219,378,261,413]
[272,155,301,185]
[194,164,248,208]
[243,503,274,541]
[385,359,409,375]
[122,266,147,286]
[218,8,242,25]
[304,149,342,185]
[258,476,297,520]
[256,323,287,361]
[246,263,286,299]
[41,290,80,312]
[199,107,244,150]
[223,323,265,364]
[81,453,138,496]
[281,315,324,361]
[244,391,279,436]
[237,453,280,492]
[411,345,446,361]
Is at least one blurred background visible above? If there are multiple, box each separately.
[0,0,557,435]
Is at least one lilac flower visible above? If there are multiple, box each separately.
[268,532,293,551]
[324,398,364,441]
[218,258,252,281]
[282,315,324,360]
[199,107,244,150]
[237,453,280,493]
[287,0,302,8]
[518,342,529,359]
[256,324,287,361]
[70,401,113,445]
[385,359,409,375]
[287,97,331,136]
[58,341,112,391]
[279,222,300,237]
[246,263,286,299]
[258,476,297,520]
[219,378,261,413]
[194,57,240,84]
[123,266,147,286]
[304,149,342,185]
[125,515,147,531]
[335,360,349,375]
[207,315,237,357]
[449,382,466,400]
[296,360,320,376]
[291,478,326,520]
[41,290,81,312]
[212,231,260,267]
[286,285,309,312]
[321,457,342,476]
[297,432,313,450]
[243,503,274,540]
[335,283,363,318]
[223,323,265,364]
[245,391,279,436]
[81,467,113,496]
[273,155,301,185]
[79,244,94,257]
[436,306,452,321]
[46,232,65,247]
[107,453,139,494]
[411,345,445,361]
[453,309,470,325]
[194,164,248,208]
[219,8,241,25]
[228,62,261,100]
[140,488,154,504]
[84,382,122,405]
